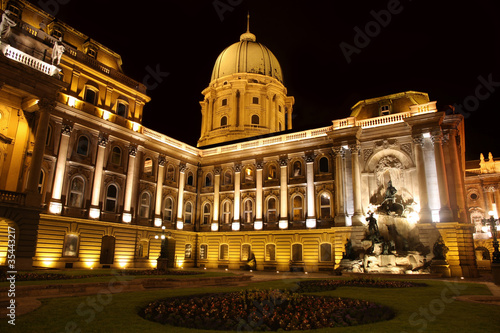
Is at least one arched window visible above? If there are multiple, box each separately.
[68,176,85,208]
[105,184,118,212]
[251,115,259,125]
[268,165,277,180]
[184,202,193,224]
[224,170,232,185]
[116,100,128,117]
[220,116,228,127]
[243,199,253,223]
[185,244,192,259]
[111,146,122,166]
[293,161,302,177]
[76,136,89,156]
[243,167,254,183]
[200,244,208,260]
[205,173,213,187]
[164,197,174,222]
[319,192,331,219]
[186,171,194,186]
[83,87,98,104]
[144,157,153,176]
[202,202,211,225]
[222,201,232,224]
[139,192,151,218]
[319,157,329,173]
[267,197,277,222]
[292,195,303,221]
[166,165,175,181]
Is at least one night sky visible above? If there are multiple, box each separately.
[27,0,500,161]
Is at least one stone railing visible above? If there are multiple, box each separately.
[0,190,26,205]
[0,42,59,76]
[333,101,437,130]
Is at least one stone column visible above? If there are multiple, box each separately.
[431,132,453,222]
[212,167,221,231]
[49,123,72,214]
[26,99,54,202]
[176,163,186,229]
[482,184,492,215]
[349,144,363,226]
[333,147,346,226]
[443,130,467,222]
[233,164,241,230]
[413,135,432,223]
[255,161,263,230]
[154,156,166,226]
[89,134,107,219]
[122,145,137,223]
[494,186,500,219]
[279,157,288,229]
[305,154,316,228]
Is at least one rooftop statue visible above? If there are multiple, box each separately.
[52,37,65,66]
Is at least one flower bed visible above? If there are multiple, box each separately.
[0,269,202,282]
[296,278,427,293]
[140,289,395,331]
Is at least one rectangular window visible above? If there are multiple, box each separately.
[222,98,228,106]
[200,244,208,260]
[62,234,79,257]
[185,244,192,259]
[136,240,149,259]
[320,243,332,262]
[84,88,97,104]
[292,244,302,262]
[265,244,276,261]
[241,244,251,261]
[220,244,229,260]
[252,97,259,104]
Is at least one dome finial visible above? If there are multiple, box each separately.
[240,12,256,42]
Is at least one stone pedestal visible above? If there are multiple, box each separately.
[157,258,168,272]
[379,254,396,267]
[430,259,451,278]
[492,263,500,286]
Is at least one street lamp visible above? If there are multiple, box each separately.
[154,225,171,241]
[482,211,500,264]
[155,225,172,271]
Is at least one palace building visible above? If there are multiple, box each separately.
[0,1,481,277]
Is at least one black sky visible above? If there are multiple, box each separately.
[27,0,500,161]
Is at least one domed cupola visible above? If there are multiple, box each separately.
[198,14,294,147]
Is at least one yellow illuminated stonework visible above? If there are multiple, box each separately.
[0,1,480,277]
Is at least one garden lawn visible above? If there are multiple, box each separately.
[2,278,499,333]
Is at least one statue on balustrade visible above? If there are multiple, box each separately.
[0,10,16,39]
[52,37,65,66]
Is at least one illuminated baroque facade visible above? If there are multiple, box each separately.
[0,1,478,277]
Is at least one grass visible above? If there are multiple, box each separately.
[2,277,499,332]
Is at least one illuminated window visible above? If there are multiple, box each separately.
[220,116,228,127]
[104,184,118,212]
[200,244,208,260]
[144,158,153,176]
[62,234,79,257]
[251,115,259,125]
[241,244,251,261]
[267,197,277,222]
[243,199,253,223]
[222,201,232,224]
[319,157,329,173]
[111,146,122,166]
[202,203,211,225]
[68,176,85,208]
[293,161,302,177]
[265,244,276,261]
[244,167,253,183]
[184,202,193,224]
[292,195,303,221]
[320,243,332,262]
[268,165,277,180]
[185,244,192,259]
[319,192,331,219]
[164,197,174,222]
[76,136,89,156]
[139,192,151,218]
[252,97,259,104]
[292,243,302,262]
[83,87,97,105]
[219,244,229,260]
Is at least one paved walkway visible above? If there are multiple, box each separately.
[1,269,499,317]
